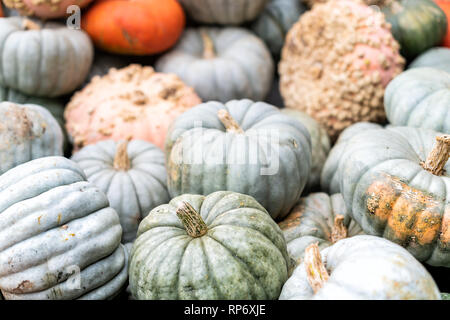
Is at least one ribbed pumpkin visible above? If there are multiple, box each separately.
[409,47,450,73]
[384,68,450,134]
[129,191,289,300]
[279,236,441,299]
[156,27,274,103]
[71,140,170,243]
[64,64,202,151]
[0,157,127,299]
[338,127,450,267]
[2,0,92,19]
[82,0,185,55]
[165,99,312,221]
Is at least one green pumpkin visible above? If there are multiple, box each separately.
[409,47,450,73]
[129,191,289,300]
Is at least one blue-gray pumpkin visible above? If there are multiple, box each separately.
[409,47,450,73]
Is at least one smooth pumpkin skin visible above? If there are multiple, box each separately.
[409,47,450,73]
[165,99,312,221]
[279,235,441,300]
[3,0,93,19]
[0,157,126,299]
[338,127,450,266]
[129,191,289,300]
[82,0,185,55]
[384,67,450,134]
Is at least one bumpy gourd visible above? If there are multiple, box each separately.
[3,0,93,19]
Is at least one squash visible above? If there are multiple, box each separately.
[82,0,185,55]
[0,156,127,299]
[2,0,93,19]
[129,191,289,299]
[0,102,63,175]
[0,17,93,98]
[165,99,312,221]
[64,64,202,151]
[279,0,404,141]
[71,139,170,243]
[279,193,364,269]
[251,0,307,56]
[384,68,450,133]
[178,0,269,25]
[409,47,450,73]
[279,236,441,299]
[435,0,450,47]
[156,27,274,103]
[338,126,450,266]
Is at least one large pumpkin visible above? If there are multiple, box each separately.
[279,236,441,299]
[129,191,289,299]
[409,47,450,73]
[0,157,127,299]
[165,99,312,221]
[82,0,185,55]
[384,68,450,134]
[71,139,170,243]
[156,27,274,103]
[2,0,93,19]
[338,126,450,266]
[64,64,202,151]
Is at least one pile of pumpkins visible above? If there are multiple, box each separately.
[0,0,449,300]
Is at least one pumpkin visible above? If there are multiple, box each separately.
[409,47,450,73]
[435,0,450,47]
[279,0,405,141]
[156,27,274,103]
[281,109,330,190]
[279,236,441,299]
[82,0,185,55]
[71,139,170,243]
[178,0,269,25]
[251,0,307,56]
[165,99,312,221]
[2,0,93,19]
[64,64,202,151]
[338,126,450,266]
[384,68,450,133]
[279,193,364,269]
[129,191,289,299]
[0,156,127,299]
[0,17,93,98]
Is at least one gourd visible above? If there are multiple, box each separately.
[71,140,170,243]
[0,157,127,299]
[279,236,441,299]
[82,0,185,55]
[0,102,63,175]
[165,99,312,221]
[409,47,450,73]
[178,0,269,25]
[129,191,289,299]
[338,126,450,266]
[156,27,274,103]
[279,0,404,141]
[2,0,93,19]
[384,68,450,133]
[64,64,202,151]
[0,17,93,98]
[279,193,364,268]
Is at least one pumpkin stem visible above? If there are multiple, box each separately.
[176,201,208,238]
[113,140,131,171]
[218,109,244,134]
[304,243,329,294]
[201,31,215,59]
[330,214,348,243]
[22,18,41,31]
[422,135,450,176]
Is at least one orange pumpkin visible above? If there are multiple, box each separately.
[435,0,450,47]
[82,0,185,55]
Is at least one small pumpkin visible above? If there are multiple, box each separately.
[64,64,202,151]
[82,0,185,55]
[71,139,170,243]
[409,47,450,73]
[2,0,93,19]
[165,99,312,221]
[0,157,127,299]
[129,191,289,300]
[0,17,93,97]
[279,236,441,299]
[156,27,274,103]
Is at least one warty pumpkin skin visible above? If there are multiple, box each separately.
[338,127,450,266]
[409,47,450,73]
[71,140,170,243]
[279,235,441,299]
[2,0,93,19]
[82,0,185,55]
[129,191,289,300]
[165,99,312,221]
[0,157,127,299]
[156,27,274,103]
